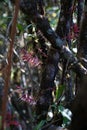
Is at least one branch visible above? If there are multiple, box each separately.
[35,14,87,77]
[1,0,20,129]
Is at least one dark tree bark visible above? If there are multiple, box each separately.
[69,1,87,130]
[56,0,75,103]
[56,0,73,47]
[35,14,87,76]
[36,0,74,120]
[77,0,84,27]
[36,49,60,121]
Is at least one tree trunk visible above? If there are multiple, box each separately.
[69,1,87,130]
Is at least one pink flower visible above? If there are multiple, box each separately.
[21,49,42,67]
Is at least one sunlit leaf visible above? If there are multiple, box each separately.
[56,85,65,100]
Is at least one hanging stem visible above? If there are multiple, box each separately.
[1,0,20,129]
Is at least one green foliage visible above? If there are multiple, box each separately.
[58,105,72,127]
[55,84,65,100]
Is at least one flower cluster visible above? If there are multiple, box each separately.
[21,49,42,67]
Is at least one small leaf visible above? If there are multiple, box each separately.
[56,85,65,100]
[34,120,46,130]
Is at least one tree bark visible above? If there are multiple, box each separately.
[69,1,87,130]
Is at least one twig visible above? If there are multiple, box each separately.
[1,0,20,129]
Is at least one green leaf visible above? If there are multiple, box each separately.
[34,120,46,130]
[63,116,70,126]
[17,23,24,32]
[56,85,65,100]
[58,105,72,126]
